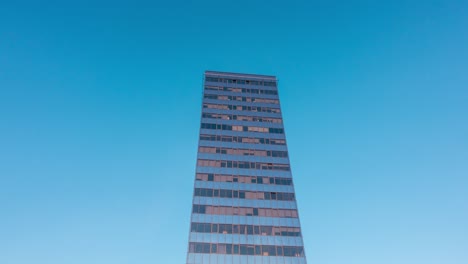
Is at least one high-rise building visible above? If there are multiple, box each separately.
[186,71,307,264]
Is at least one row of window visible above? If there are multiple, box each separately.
[192,204,298,218]
[194,188,295,201]
[202,113,283,124]
[201,123,284,134]
[205,77,277,87]
[204,94,279,104]
[197,159,290,171]
[200,134,286,145]
[199,147,288,158]
[203,103,281,114]
[191,222,301,237]
[188,242,304,257]
[205,85,278,95]
[196,173,293,186]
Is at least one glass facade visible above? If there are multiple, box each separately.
[186,71,307,264]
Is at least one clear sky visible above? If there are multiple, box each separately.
[1,1,467,264]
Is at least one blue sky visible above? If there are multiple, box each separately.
[1,1,467,263]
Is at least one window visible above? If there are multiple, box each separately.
[218,244,226,254]
[190,242,303,256]
[195,243,203,253]
[240,245,248,255]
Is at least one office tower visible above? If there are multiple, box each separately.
[187,71,307,264]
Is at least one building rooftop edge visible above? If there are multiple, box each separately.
[205,70,277,80]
